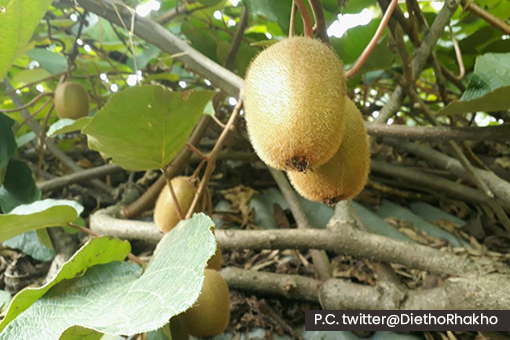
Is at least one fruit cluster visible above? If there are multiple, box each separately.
[245,37,370,204]
[153,177,229,338]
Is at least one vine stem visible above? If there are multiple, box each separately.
[346,0,399,79]
[294,0,314,38]
[185,96,244,219]
[289,2,297,37]
[0,92,53,113]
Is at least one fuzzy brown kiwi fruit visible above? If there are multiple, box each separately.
[287,98,369,204]
[206,246,223,271]
[244,36,346,172]
[154,176,197,233]
[178,269,230,338]
[54,81,90,119]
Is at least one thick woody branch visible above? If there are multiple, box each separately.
[383,138,510,207]
[366,123,510,142]
[89,209,494,277]
[375,0,460,123]
[73,0,244,96]
[221,267,510,310]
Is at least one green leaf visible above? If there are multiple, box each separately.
[0,214,217,339]
[0,160,41,213]
[0,236,131,333]
[243,0,292,33]
[438,53,510,116]
[12,68,52,84]
[0,113,16,186]
[25,48,68,75]
[127,44,161,71]
[82,86,214,171]
[461,53,510,101]
[0,0,53,79]
[4,231,55,262]
[0,199,83,243]
[47,117,91,137]
[438,85,510,116]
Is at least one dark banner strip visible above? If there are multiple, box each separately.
[305,310,509,331]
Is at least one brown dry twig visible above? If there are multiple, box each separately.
[185,97,244,218]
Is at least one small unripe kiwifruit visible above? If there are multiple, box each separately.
[245,36,346,172]
[154,176,197,233]
[54,81,90,119]
[178,269,230,338]
[288,98,369,204]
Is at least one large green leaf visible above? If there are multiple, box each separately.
[0,236,131,333]
[0,214,217,339]
[438,85,510,116]
[0,160,41,213]
[4,231,55,262]
[0,199,83,242]
[82,85,214,171]
[0,0,53,79]
[243,0,292,33]
[0,113,16,186]
[439,53,510,115]
[461,53,510,101]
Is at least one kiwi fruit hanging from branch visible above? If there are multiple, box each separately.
[54,81,90,119]
[244,36,347,172]
[288,98,370,204]
[177,269,230,338]
[154,176,197,233]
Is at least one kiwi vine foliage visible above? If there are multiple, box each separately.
[0,0,509,337]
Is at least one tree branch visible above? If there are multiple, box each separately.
[89,209,498,277]
[221,267,510,310]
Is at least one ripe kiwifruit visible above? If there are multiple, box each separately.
[154,176,197,233]
[206,246,223,271]
[54,81,90,119]
[178,269,230,338]
[288,98,369,204]
[244,36,346,172]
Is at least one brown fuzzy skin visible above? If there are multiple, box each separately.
[206,246,223,271]
[54,82,90,119]
[179,269,231,338]
[153,176,197,233]
[288,98,370,204]
[244,36,346,172]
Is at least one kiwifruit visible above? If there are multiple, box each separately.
[206,246,223,271]
[287,98,369,204]
[170,316,189,340]
[178,269,230,338]
[54,81,90,119]
[154,176,197,233]
[244,36,346,172]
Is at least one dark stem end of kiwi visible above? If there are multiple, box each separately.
[285,155,310,172]
[322,196,343,206]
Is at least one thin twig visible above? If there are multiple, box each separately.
[307,0,330,44]
[185,97,244,219]
[346,0,398,79]
[461,0,510,35]
[289,2,297,37]
[294,0,314,38]
[0,92,53,113]
[162,167,184,220]
[449,25,465,79]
